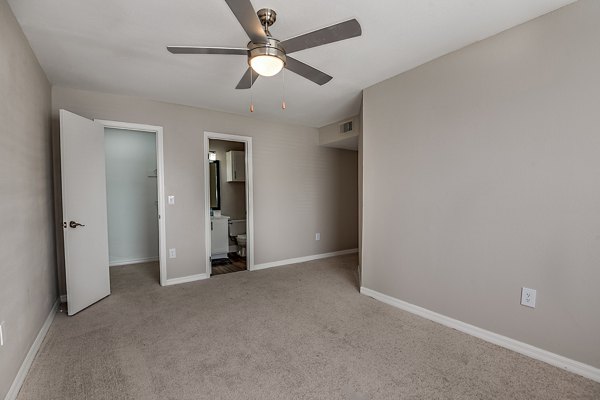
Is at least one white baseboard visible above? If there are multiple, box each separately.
[253,248,358,271]
[164,273,208,286]
[4,298,59,400]
[360,287,600,383]
[163,249,357,286]
[109,257,159,267]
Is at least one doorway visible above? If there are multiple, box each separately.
[96,120,167,286]
[204,132,254,276]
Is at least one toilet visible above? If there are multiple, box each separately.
[236,234,247,257]
[228,219,247,257]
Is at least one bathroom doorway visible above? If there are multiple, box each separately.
[204,132,254,276]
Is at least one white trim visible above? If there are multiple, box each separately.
[166,249,358,284]
[94,119,168,287]
[204,132,255,276]
[164,273,209,286]
[359,287,600,383]
[253,248,358,271]
[156,129,167,287]
[4,299,59,400]
[109,257,159,267]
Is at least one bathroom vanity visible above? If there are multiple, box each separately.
[211,215,230,259]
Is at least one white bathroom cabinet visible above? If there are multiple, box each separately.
[226,150,245,182]
[211,216,230,259]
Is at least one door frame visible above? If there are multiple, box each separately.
[204,131,254,275]
[95,119,167,286]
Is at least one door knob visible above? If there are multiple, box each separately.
[69,221,85,228]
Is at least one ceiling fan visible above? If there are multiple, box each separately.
[167,0,362,89]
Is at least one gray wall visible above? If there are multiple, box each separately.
[318,116,360,151]
[362,0,600,368]
[0,1,56,398]
[208,139,246,220]
[105,128,158,266]
[52,86,359,291]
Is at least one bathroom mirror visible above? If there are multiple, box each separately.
[209,160,221,210]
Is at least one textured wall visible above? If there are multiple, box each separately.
[362,0,600,368]
[52,86,359,288]
[0,1,56,398]
[318,116,360,149]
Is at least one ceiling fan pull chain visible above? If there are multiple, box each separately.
[282,68,286,110]
[250,70,254,112]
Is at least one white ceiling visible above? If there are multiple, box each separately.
[8,0,576,128]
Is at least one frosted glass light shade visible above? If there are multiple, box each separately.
[250,55,284,77]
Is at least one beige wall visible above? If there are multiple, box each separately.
[208,139,246,220]
[362,0,600,369]
[318,116,360,150]
[52,86,358,290]
[0,1,56,398]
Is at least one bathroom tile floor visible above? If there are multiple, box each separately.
[211,252,246,276]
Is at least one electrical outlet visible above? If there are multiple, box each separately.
[521,287,537,308]
[0,321,5,346]
[168,195,175,205]
[315,233,320,241]
[169,248,176,258]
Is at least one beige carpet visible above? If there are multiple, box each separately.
[18,255,600,399]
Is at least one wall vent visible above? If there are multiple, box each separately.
[340,120,353,134]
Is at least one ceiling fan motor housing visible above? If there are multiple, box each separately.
[257,8,277,27]
[247,38,286,67]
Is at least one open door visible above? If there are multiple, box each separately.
[60,110,110,315]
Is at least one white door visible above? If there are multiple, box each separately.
[60,110,110,315]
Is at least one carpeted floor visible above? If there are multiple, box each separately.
[17,255,600,399]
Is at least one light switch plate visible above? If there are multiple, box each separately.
[315,233,321,241]
[168,195,175,205]
[169,248,176,258]
[521,287,537,308]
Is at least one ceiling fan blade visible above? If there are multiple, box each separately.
[235,67,260,89]
[224,0,268,44]
[167,46,248,55]
[281,19,362,54]
[285,57,332,86]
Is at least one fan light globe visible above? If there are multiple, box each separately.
[250,55,284,77]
